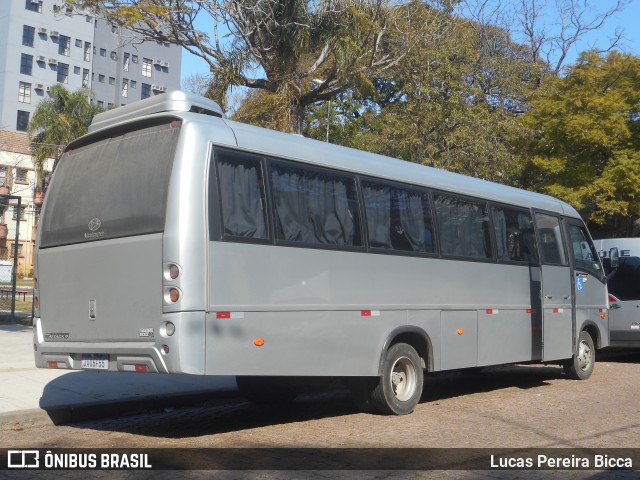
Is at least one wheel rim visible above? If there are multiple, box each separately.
[577,340,592,371]
[390,356,416,402]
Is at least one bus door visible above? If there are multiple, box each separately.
[565,219,607,332]
[535,213,573,361]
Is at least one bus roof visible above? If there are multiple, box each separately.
[86,90,580,218]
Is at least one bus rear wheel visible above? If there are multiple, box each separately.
[236,376,298,404]
[371,343,423,415]
[563,330,595,380]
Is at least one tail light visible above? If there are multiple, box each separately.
[608,294,619,303]
[163,263,181,305]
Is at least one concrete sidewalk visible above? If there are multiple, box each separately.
[0,323,238,430]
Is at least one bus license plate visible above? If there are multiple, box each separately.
[81,355,108,370]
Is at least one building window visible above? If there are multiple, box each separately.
[98,74,105,83]
[57,63,69,83]
[74,66,80,74]
[9,243,24,256]
[85,15,92,23]
[123,52,130,71]
[20,54,33,75]
[108,76,115,85]
[58,35,71,56]
[107,103,114,109]
[141,83,151,99]
[16,169,28,183]
[84,42,91,62]
[75,38,82,48]
[12,206,26,222]
[82,69,90,88]
[142,58,152,77]
[25,0,42,13]
[99,48,106,57]
[22,25,35,47]
[132,55,138,64]
[110,51,117,61]
[97,100,104,108]
[131,80,137,89]
[111,25,117,33]
[16,110,30,131]
[122,78,128,97]
[18,82,31,103]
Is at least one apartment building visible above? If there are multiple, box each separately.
[0,0,182,276]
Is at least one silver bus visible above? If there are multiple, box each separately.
[34,91,610,415]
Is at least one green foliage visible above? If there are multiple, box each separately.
[303,1,543,184]
[27,84,101,186]
[520,51,640,233]
[69,0,406,133]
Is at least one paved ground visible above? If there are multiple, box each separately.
[2,322,640,478]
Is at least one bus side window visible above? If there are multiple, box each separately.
[567,224,601,275]
[535,214,567,265]
[269,162,362,247]
[362,181,435,254]
[433,194,492,259]
[216,151,269,240]
[491,207,538,264]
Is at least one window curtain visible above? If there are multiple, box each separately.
[217,156,267,239]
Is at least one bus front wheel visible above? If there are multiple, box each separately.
[563,331,595,380]
[371,343,424,415]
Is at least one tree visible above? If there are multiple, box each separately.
[69,0,454,133]
[305,1,544,183]
[519,51,640,234]
[27,84,101,187]
[459,0,628,78]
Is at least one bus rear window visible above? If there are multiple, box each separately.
[40,122,180,248]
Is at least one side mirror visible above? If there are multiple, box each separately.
[609,247,620,269]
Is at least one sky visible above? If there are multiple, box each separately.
[179,1,640,84]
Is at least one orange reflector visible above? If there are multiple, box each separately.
[457,329,464,335]
[135,364,148,373]
[169,288,179,303]
[253,338,265,347]
[601,314,606,319]
[216,311,231,319]
[47,361,58,369]
[162,344,170,354]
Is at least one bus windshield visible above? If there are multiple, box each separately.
[40,121,180,248]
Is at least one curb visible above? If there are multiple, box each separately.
[0,388,241,431]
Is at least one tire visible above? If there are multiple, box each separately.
[563,331,595,380]
[371,343,424,415]
[345,377,378,413]
[236,376,298,404]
